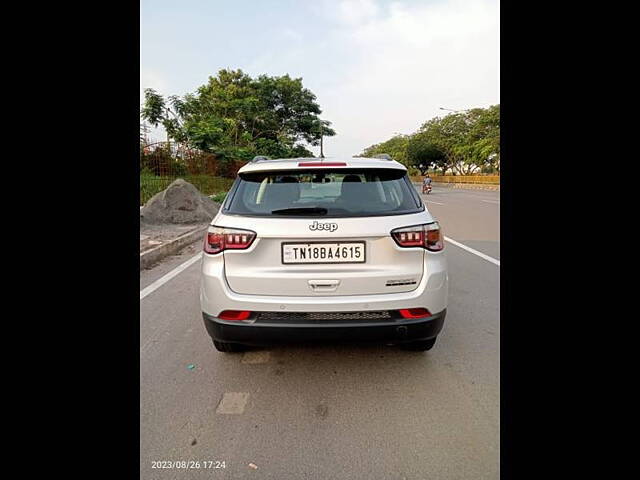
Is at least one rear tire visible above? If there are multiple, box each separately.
[400,337,437,351]
[213,340,247,352]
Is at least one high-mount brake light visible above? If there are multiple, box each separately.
[391,222,444,251]
[203,227,256,254]
[298,162,347,167]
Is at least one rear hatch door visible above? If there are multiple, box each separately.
[220,213,429,296]
[219,166,430,296]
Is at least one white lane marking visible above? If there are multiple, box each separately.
[424,191,500,203]
[457,193,500,201]
[216,392,250,414]
[444,236,500,266]
[140,252,202,300]
[481,200,500,204]
[425,200,445,205]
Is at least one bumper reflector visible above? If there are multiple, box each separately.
[219,310,252,321]
[398,308,432,319]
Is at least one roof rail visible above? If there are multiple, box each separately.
[372,154,392,160]
[251,155,271,163]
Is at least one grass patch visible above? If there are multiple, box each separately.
[140,174,234,205]
[209,191,228,204]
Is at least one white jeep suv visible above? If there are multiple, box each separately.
[200,155,448,352]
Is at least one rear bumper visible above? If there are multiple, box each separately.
[200,247,448,315]
[202,309,446,346]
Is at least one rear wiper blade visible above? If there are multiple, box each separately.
[271,207,328,215]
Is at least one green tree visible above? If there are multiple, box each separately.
[419,113,470,174]
[467,105,500,172]
[359,105,499,176]
[358,134,410,166]
[252,74,335,148]
[418,106,499,175]
[406,134,446,174]
[141,69,335,161]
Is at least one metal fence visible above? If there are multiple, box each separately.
[140,142,239,205]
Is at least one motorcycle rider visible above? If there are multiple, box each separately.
[422,173,432,193]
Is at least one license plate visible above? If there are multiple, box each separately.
[282,242,366,264]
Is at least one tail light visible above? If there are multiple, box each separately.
[218,310,252,321]
[391,222,444,251]
[399,308,432,319]
[204,226,256,254]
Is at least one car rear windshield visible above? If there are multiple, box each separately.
[224,168,423,217]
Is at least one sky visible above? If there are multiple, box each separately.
[140,0,499,157]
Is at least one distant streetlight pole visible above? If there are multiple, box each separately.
[439,107,470,113]
[318,120,325,158]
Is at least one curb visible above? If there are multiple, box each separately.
[140,225,207,270]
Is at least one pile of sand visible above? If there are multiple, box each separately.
[140,179,220,224]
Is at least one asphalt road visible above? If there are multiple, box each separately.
[140,185,500,479]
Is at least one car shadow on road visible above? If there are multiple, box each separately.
[220,340,443,389]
